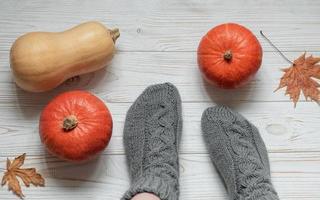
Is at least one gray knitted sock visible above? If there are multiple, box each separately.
[201,105,279,200]
[122,83,182,200]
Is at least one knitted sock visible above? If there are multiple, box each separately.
[122,83,182,200]
[201,105,279,200]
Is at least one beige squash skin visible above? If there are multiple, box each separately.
[10,21,120,92]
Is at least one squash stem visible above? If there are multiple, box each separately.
[110,28,120,43]
[63,115,78,131]
[224,50,233,61]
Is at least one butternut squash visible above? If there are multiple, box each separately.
[10,21,120,92]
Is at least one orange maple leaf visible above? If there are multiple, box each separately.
[275,53,320,107]
[1,153,45,198]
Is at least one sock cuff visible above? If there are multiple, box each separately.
[122,175,178,200]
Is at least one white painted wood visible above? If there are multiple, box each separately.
[0,153,319,200]
[0,0,319,200]
[0,0,320,52]
[0,102,318,156]
[0,52,320,103]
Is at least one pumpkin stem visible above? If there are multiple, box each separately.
[260,31,294,65]
[63,115,78,131]
[110,28,120,43]
[224,50,233,61]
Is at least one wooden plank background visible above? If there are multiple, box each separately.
[0,0,319,199]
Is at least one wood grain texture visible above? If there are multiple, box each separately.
[0,153,319,200]
[0,52,320,103]
[0,0,320,53]
[0,0,319,199]
[0,102,318,156]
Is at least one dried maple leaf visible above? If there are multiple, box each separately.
[1,153,45,198]
[260,31,320,107]
[275,53,320,107]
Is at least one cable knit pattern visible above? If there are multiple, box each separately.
[122,83,182,200]
[201,105,279,200]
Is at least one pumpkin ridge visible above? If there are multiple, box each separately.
[39,90,113,161]
[197,23,262,89]
[204,35,224,52]
[201,56,224,73]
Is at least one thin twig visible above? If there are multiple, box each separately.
[260,31,294,65]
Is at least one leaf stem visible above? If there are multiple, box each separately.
[260,31,294,65]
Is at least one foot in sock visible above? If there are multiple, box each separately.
[201,105,279,200]
[122,83,182,200]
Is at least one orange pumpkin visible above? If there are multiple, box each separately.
[197,23,263,89]
[39,91,113,162]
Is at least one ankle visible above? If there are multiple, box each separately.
[131,193,161,200]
